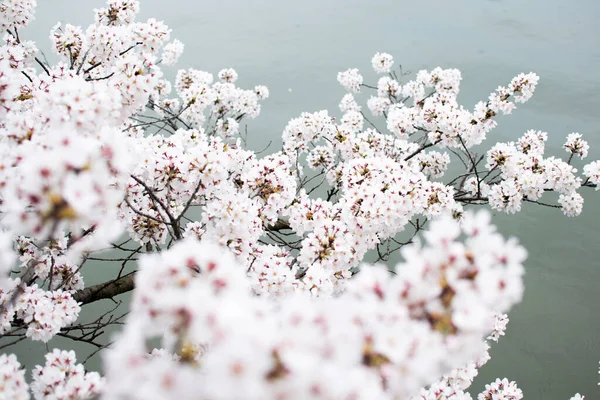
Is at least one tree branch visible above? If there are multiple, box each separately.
[73,274,135,305]
[267,218,291,231]
[404,138,442,161]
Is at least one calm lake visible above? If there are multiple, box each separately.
[17,0,600,398]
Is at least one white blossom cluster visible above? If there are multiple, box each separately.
[477,378,523,400]
[171,66,267,130]
[161,39,184,66]
[413,315,512,399]
[371,52,394,74]
[0,0,36,31]
[564,132,589,159]
[0,353,29,400]
[416,150,451,178]
[102,211,528,399]
[355,61,539,150]
[0,4,192,395]
[242,152,297,224]
[120,129,231,245]
[481,130,593,216]
[94,0,140,26]
[0,59,20,117]
[1,125,128,247]
[0,32,37,73]
[30,349,104,400]
[50,23,86,66]
[2,284,81,342]
[487,313,509,342]
[337,68,363,93]
[583,160,600,189]
[413,336,494,399]
[282,109,334,155]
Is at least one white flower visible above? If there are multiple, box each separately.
[31,349,103,399]
[161,39,184,66]
[339,93,361,113]
[487,313,509,342]
[254,85,269,100]
[488,180,523,214]
[0,0,37,31]
[509,72,539,103]
[371,52,394,74]
[558,192,584,217]
[337,68,363,93]
[583,160,600,190]
[367,95,391,116]
[564,132,589,159]
[0,354,29,400]
[94,0,140,25]
[377,76,401,98]
[218,68,238,83]
[477,378,523,400]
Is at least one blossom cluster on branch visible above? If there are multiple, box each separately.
[0,0,595,399]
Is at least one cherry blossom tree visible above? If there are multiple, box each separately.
[0,1,595,399]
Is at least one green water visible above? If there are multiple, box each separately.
[15,0,600,398]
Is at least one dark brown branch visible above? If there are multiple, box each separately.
[404,138,442,161]
[455,196,489,204]
[583,181,597,189]
[524,199,561,209]
[57,332,105,348]
[21,70,33,83]
[0,336,27,350]
[267,218,291,231]
[87,72,115,81]
[73,274,135,305]
[35,56,50,76]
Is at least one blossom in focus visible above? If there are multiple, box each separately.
[337,68,363,93]
[31,349,103,400]
[477,378,523,400]
[161,39,184,66]
[564,132,589,159]
[371,52,394,74]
